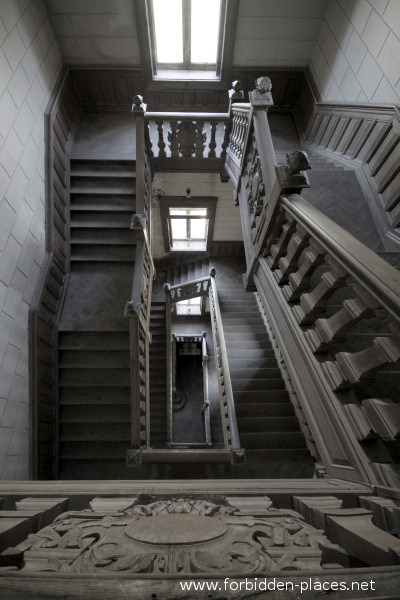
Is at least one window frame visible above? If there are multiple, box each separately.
[160,196,217,253]
[135,0,239,88]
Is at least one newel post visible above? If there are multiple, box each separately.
[132,94,146,215]
[249,76,276,197]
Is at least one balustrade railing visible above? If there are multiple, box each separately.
[229,76,400,487]
[164,270,243,461]
[144,111,230,171]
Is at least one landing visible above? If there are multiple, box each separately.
[71,113,136,160]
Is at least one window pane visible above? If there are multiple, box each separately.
[191,0,220,64]
[171,218,187,240]
[153,0,183,63]
[189,208,207,216]
[190,218,207,239]
[170,208,188,216]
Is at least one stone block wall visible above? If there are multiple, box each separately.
[310,0,400,103]
[0,0,62,479]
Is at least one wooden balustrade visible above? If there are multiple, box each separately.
[229,76,400,486]
[144,111,230,172]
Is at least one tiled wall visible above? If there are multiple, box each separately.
[152,173,243,259]
[0,0,62,479]
[234,0,329,67]
[310,0,400,103]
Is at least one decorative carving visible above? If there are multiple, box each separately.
[229,80,245,102]
[168,120,206,158]
[256,76,272,93]
[132,94,145,113]
[286,151,311,174]
[246,151,266,227]
[14,497,333,575]
[275,151,311,192]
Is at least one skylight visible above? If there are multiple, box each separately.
[151,0,222,78]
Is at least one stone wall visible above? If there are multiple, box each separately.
[0,0,62,479]
[310,0,400,103]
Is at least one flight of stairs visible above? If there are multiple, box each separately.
[58,159,137,478]
[149,301,168,447]
[210,258,314,477]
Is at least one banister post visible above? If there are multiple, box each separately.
[249,76,275,197]
[132,94,146,215]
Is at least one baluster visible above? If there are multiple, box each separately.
[293,257,348,325]
[267,214,297,270]
[306,284,380,354]
[169,120,179,157]
[283,238,326,302]
[335,322,400,385]
[229,113,238,152]
[145,121,154,157]
[276,223,310,285]
[155,119,166,157]
[195,121,205,157]
[208,121,217,158]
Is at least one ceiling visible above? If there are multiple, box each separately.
[45,0,329,68]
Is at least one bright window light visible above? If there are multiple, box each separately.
[152,0,183,63]
[176,297,202,315]
[191,0,220,64]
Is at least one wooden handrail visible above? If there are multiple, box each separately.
[145,111,229,120]
[281,194,400,320]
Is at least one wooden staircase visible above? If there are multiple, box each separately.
[215,261,315,478]
[58,159,137,479]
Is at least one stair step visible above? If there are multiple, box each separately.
[60,422,130,441]
[70,159,135,177]
[60,404,131,423]
[59,368,130,386]
[240,431,306,449]
[224,332,271,341]
[59,441,129,460]
[70,179,135,194]
[59,350,130,368]
[234,390,290,403]
[71,228,136,245]
[71,244,136,262]
[228,357,278,369]
[59,332,129,350]
[230,367,282,379]
[60,386,131,405]
[237,416,300,432]
[227,349,275,359]
[70,196,135,211]
[70,212,132,228]
[236,402,295,417]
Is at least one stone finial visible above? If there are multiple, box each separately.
[229,80,244,102]
[131,213,146,231]
[255,76,272,93]
[132,94,145,113]
[286,151,311,175]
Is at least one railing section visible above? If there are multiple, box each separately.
[164,271,243,461]
[228,76,400,487]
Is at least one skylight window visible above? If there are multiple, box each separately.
[150,0,222,79]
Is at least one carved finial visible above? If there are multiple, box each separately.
[249,76,273,107]
[229,80,244,102]
[209,267,216,278]
[255,76,272,93]
[163,283,171,293]
[286,151,311,175]
[132,94,145,113]
[131,213,146,231]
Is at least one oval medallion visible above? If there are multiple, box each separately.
[126,514,227,545]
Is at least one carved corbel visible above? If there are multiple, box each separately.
[362,398,400,441]
[275,150,311,193]
[131,213,146,234]
[124,300,140,318]
[231,448,246,465]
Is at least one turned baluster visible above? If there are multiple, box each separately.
[335,322,400,385]
[293,257,348,325]
[276,223,310,285]
[169,120,179,157]
[195,121,205,157]
[307,284,380,354]
[267,214,297,270]
[155,119,166,157]
[208,121,217,158]
[283,238,326,303]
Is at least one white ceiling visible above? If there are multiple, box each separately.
[44,0,329,68]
